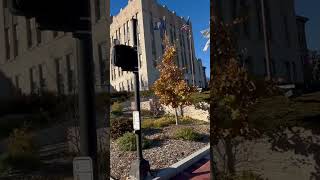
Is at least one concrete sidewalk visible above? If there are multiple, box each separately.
[172,155,211,180]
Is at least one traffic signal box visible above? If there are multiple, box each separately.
[9,0,90,32]
[113,45,138,72]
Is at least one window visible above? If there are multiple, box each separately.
[292,62,297,82]
[26,19,32,47]
[139,54,142,68]
[95,0,101,20]
[66,54,74,93]
[5,27,10,60]
[118,27,121,43]
[240,0,250,38]
[13,24,19,57]
[283,15,290,47]
[36,28,42,45]
[98,42,107,86]
[271,59,276,76]
[265,0,272,40]
[285,62,292,83]
[53,31,58,38]
[55,58,64,94]
[127,80,130,91]
[29,67,36,94]
[256,1,263,39]
[3,0,7,8]
[38,64,46,92]
[15,75,20,92]
[232,0,237,19]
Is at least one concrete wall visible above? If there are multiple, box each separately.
[131,99,209,122]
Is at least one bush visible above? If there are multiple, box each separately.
[0,128,41,174]
[116,133,151,151]
[191,91,210,103]
[111,102,123,116]
[110,91,133,103]
[111,118,133,139]
[174,128,201,141]
[142,116,175,129]
[140,90,154,98]
[0,113,51,140]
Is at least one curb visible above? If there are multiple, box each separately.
[153,144,210,180]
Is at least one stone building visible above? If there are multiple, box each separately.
[214,0,307,84]
[0,0,110,95]
[110,0,207,91]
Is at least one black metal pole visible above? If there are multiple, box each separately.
[131,17,143,161]
[72,0,98,179]
[261,0,272,80]
[129,18,150,180]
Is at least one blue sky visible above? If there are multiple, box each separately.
[110,0,210,78]
[295,0,320,51]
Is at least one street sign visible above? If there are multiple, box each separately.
[133,111,140,130]
[73,157,93,180]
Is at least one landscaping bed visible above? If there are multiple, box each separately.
[110,120,209,180]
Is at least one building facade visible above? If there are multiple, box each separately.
[0,0,110,95]
[110,0,207,92]
[215,0,305,83]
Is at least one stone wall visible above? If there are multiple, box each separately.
[131,100,209,122]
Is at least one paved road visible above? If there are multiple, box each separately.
[172,155,211,180]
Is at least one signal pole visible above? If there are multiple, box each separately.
[261,0,272,80]
[129,18,151,180]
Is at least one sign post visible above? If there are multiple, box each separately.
[112,18,150,179]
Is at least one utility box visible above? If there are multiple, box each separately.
[73,157,94,180]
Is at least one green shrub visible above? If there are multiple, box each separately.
[110,91,133,103]
[190,91,210,103]
[111,118,133,139]
[142,116,175,129]
[174,128,201,141]
[116,133,151,151]
[111,102,123,116]
[140,90,154,98]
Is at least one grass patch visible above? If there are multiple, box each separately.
[174,127,201,141]
[116,133,151,151]
[142,115,205,129]
[248,92,320,133]
[142,116,175,129]
[111,102,123,116]
[190,91,210,103]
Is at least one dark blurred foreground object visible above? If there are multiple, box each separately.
[8,0,101,179]
[8,0,89,32]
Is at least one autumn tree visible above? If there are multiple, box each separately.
[153,36,196,125]
[210,16,261,177]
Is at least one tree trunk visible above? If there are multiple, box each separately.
[175,108,179,125]
[225,137,235,175]
[180,105,184,117]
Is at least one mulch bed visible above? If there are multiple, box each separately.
[110,124,209,180]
